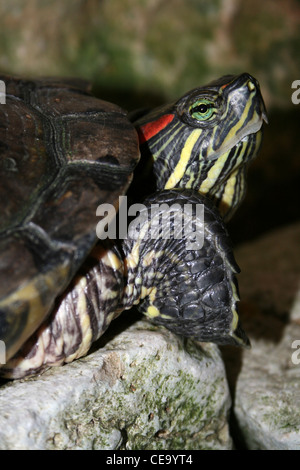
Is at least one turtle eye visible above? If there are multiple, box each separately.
[189,99,215,121]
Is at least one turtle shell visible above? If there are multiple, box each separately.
[0,75,140,362]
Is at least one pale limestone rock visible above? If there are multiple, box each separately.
[0,320,232,450]
[229,223,300,449]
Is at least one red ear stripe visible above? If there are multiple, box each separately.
[137,114,174,144]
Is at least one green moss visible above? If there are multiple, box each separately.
[85,347,226,450]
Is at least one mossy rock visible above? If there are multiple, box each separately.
[0,319,232,450]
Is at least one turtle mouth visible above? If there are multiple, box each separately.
[235,112,266,147]
[261,109,269,125]
[232,126,263,161]
[236,100,268,142]
[209,109,266,164]
[239,131,257,144]
[224,106,267,162]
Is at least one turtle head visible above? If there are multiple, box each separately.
[134,73,267,220]
[122,189,250,348]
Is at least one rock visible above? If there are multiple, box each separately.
[0,319,232,450]
[224,223,300,450]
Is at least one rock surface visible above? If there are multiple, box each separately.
[225,223,300,450]
[0,319,232,450]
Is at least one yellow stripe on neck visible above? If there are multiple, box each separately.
[165,129,202,189]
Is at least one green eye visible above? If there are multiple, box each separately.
[190,99,215,121]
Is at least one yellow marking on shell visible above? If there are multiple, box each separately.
[0,283,45,356]
[165,129,202,189]
[0,281,41,311]
[0,263,70,362]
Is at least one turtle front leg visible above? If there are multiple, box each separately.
[1,189,249,379]
[1,243,126,378]
[122,189,249,348]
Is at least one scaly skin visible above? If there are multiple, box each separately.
[132,73,267,220]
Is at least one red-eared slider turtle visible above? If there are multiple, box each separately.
[0,73,267,378]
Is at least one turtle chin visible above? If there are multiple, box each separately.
[211,128,264,220]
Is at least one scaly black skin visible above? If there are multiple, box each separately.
[123,190,248,347]
[2,190,248,378]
